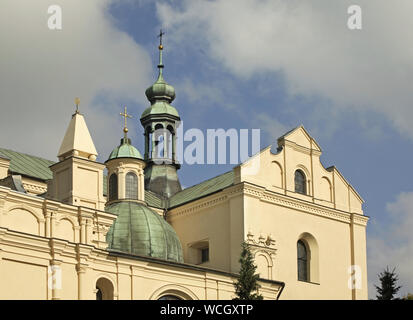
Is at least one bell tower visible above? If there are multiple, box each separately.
[140,30,182,198]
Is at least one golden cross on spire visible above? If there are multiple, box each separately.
[74,97,80,113]
[158,29,165,50]
[120,106,132,137]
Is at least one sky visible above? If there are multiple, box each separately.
[0,0,412,298]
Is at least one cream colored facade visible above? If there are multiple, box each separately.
[169,126,368,300]
[0,187,281,300]
[0,112,368,300]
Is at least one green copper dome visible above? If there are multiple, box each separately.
[107,138,143,161]
[141,42,180,120]
[145,73,176,104]
[105,201,184,263]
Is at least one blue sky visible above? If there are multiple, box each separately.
[1,0,412,298]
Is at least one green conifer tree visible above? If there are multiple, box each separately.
[233,241,263,300]
[374,266,402,300]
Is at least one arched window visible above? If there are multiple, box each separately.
[154,123,165,158]
[297,240,309,281]
[295,170,307,195]
[125,172,138,199]
[109,174,118,201]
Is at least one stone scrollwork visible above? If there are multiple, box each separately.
[246,231,276,249]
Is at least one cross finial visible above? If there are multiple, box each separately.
[158,29,165,49]
[157,29,165,73]
[74,97,80,114]
[120,106,132,138]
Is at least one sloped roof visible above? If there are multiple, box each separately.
[0,147,167,208]
[0,147,236,209]
[145,190,165,209]
[0,147,55,181]
[58,113,98,158]
[169,171,234,208]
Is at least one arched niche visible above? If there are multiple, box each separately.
[254,251,272,280]
[319,176,332,202]
[55,218,75,242]
[96,277,115,300]
[3,207,41,235]
[270,161,283,189]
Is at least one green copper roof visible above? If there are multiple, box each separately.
[145,73,176,104]
[169,170,234,208]
[0,147,234,211]
[105,201,183,262]
[141,42,179,120]
[0,147,54,181]
[145,189,165,209]
[107,138,143,161]
[0,147,166,208]
[141,101,179,119]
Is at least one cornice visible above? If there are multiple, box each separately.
[0,187,44,210]
[49,238,70,257]
[168,184,244,221]
[0,228,52,254]
[169,181,368,226]
[0,186,11,199]
[351,213,369,226]
[243,183,369,226]
[283,140,312,155]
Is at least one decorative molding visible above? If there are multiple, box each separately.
[244,183,368,226]
[283,140,312,155]
[246,231,276,248]
[246,231,277,261]
[5,203,45,223]
[169,194,229,220]
[169,181,368,226]
[22,182,47,195]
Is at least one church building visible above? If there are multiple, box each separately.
[0,39,368,300]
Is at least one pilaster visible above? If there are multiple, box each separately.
[76,243,94,300]
[76,263,88,300]
[49,259,63,300]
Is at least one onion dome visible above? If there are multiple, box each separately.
[145,73,175,104]
[141,36,179,120]
[105,201,184,263]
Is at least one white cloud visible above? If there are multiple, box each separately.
[175,77,235,109]
[0,0,153,161]
[253,113,288,145]
[367,192,413,298]
[157,0,413,140]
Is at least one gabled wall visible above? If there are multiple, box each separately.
[235,126,364,214]
[171,126,368,299]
